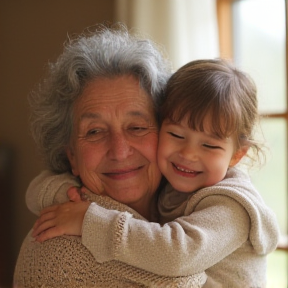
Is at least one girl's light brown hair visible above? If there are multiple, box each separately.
[161,58,264,164]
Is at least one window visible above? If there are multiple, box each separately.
[217,0,288,286]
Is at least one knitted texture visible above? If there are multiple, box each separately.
[158,167,280,287]
[14,193,207,288]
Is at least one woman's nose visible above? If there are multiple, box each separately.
[107,131,133,160]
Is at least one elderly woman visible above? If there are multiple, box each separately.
[13,25,207,287]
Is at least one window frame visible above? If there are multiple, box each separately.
[216,0,288,253]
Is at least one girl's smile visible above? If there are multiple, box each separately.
[157,116,242,193]
[172,163,202,177]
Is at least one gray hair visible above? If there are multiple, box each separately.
[29,23,172,173]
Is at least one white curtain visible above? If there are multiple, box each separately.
[115,0,219,70]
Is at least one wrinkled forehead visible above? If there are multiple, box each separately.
[76,75,152,107]
[72,76,157,125]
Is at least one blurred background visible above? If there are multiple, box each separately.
[0,0,287,287]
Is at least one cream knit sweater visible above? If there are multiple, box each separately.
[14,172,207,288]
[18,168,280,287]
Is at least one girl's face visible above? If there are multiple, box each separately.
[157,115,244,193]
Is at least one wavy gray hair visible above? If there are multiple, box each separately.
[29,24,172,172]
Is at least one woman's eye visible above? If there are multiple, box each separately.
[85,129,106,141]
[168,132,184,139]
[130,126,147,131]
[87,129,100,135]
[128,126,149,136]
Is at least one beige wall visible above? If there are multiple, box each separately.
[0,1,114,284]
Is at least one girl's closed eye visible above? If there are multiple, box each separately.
[168,131,184,139]
[202,143,223,150]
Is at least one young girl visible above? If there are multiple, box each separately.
[29,59,279,287]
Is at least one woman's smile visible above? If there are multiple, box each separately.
[103,165,144,180]
[67,75,162,212]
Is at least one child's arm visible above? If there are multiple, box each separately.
[26,170,81,215]
[32,194,250,277]
[81,196,251,276]
[30,169,280,277]
[32,200,90,240]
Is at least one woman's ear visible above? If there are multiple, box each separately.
[66,146,79,176]
[229,146,249,167]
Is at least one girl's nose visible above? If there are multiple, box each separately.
[179,145,199,162]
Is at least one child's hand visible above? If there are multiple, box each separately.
[67,186,89,202]
[67,186,82,202]
[32,201,90,242]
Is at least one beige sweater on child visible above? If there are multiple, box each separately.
[21,168,279,287]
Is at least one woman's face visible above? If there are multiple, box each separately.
[67,75,161,215]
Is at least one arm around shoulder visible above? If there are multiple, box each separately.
[26,170,80,215]
[81,195,250,277]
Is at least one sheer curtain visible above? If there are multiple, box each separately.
[115,0,219,70]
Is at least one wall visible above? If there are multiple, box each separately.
[0,1,114,285]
